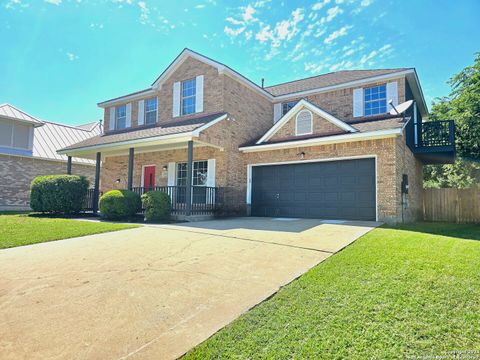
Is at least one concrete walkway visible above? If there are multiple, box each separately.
[0,217,379,360]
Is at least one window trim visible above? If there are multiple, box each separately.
[181,78,197,116]
[116,104,127,129]
[0,119,33,151]
[282,101,298,116]
[295,110,313,136]
[363,84,387,117]
[176,160,208,187]
[144,97,158,125]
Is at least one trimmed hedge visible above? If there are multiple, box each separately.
[30,175,89,214]
[99,190,141,220]
[141,191,171,222]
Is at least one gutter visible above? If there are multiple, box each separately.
[239,128,403,153]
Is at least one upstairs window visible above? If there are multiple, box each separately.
[364,84,387,116]
[116,105,126,129]
[282,101,298,116]
[145,98,157,125]
[0,119,31,149]
[181,78,196,115]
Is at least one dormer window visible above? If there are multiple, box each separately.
[364,84,387,116]
[181,78,196,115]
[145,98,157,125]
[116,105,126,129]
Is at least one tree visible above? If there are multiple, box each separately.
[424,53,480,188]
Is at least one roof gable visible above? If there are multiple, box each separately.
[257,99,357,144]
[0,103,43,126]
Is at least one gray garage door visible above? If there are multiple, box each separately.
[251,158,376,220]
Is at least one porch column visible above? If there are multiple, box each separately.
[66,156,72,175]
[185,140,193,216]
[127,147,134,190]
[92,152,101,214]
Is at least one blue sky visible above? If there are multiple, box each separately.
[1,0,479,126]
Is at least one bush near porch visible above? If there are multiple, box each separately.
[141,191,171,222]
[30,175,89,215]
[99,189,141,220]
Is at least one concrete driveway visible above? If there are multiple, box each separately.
[0,217,378,360]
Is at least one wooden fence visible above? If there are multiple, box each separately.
[423,188,480,223]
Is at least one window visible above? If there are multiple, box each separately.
[282,101,298,116]
[0,119,31,149]
[176,160,208,186]
[364,84,387,116]
[145,98,157,125]
[296,110,313,136]
[181,78,196,115]
[116,105,126,129]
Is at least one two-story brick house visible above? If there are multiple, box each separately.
[59,48,455,223]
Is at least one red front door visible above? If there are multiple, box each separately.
[143,166,156,189]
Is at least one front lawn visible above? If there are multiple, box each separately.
[184,223,480,359]
[0,214,139,249]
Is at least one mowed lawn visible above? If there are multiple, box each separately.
[184,223,480,359]
[0,214,138,249]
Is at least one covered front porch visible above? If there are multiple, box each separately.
[62,134,225,219]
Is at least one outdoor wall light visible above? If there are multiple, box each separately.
[298,151,306,159]
[115,178,121,183]
[162,165,168,171]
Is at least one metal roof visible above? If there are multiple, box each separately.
[0,103,43,126]
[33,120,101,165]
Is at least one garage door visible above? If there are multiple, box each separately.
[251,158,376,220]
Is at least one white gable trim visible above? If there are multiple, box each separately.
[256,99,357,144]
[151,49,273,101]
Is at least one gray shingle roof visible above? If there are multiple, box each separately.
[265,69,411,96]
[0,103,43,125]
[60,112,227,151]
[33,121,101,164]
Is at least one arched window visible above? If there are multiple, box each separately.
[295,110,313,136]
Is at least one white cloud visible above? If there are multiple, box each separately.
[326,6,343,22]
[138,1,149,24]
[195,4,205,9]
[329,59,353,71]
[45,0,62,5]
[255,25,274,43]
[224,25,246,37]
[360,50,377,64]
[312,0,330,11]
[242,4,256,22]
[361,0,373,6]
[324,25,351,44]
[5,0,28,9]
[255,8,304,47]
[305,62,325,73]
[66,52,78,61]
[226,17,244,25]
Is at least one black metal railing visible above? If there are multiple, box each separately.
[419,120,455,148]
[131,186,218,215]
[83,188,102,211]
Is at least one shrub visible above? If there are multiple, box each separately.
[30,175,89,214]
[141,191,171,222]
[99,189,141,220]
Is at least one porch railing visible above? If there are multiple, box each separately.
[83,188,102,211]
[131,186,218,215]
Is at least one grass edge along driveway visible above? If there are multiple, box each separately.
[0,214,139,249]
[183,222,480,359]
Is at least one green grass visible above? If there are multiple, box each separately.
[0,214,139,249]
[184,223,480,359]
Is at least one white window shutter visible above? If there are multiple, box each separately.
[109,107,115,130]
[386,81,398,110]
[125,103,132,128]
[206,159,216,187]
[273,103,282,123]
[353,88,364,117]
[137,100,145,126]
[167,162,176,186]
[173,82,181,117]
[195,75,204,113]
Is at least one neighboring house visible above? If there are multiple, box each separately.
[0,104,101,210]
[59,49,455,223]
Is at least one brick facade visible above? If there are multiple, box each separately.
[269,109,346,141]
[273,77,406,122]
[94,55,422,223]
[0,154,95,210]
